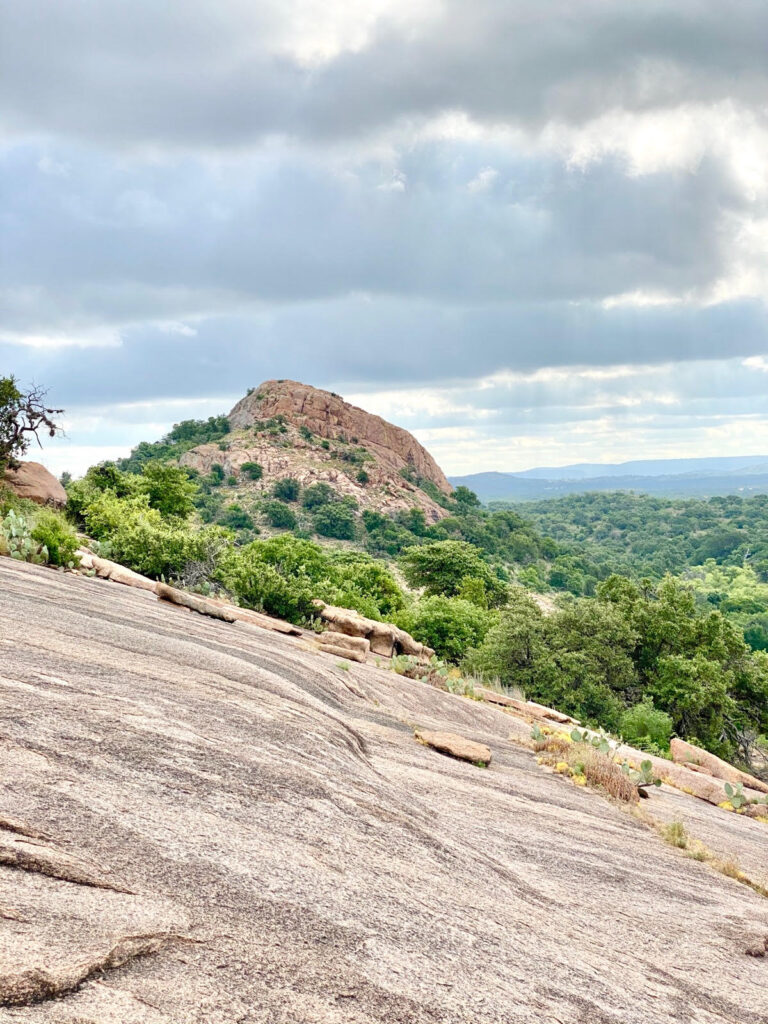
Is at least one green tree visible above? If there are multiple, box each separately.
[399,540,507,607]
[263,500,297,529]
[139,462,197,519]
[302,482,335,509]
[241,462,263,481]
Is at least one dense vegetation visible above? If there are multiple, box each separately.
[467,579,768,762]
[511,491,768,583]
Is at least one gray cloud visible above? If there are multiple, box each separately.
[3,298,767,409]
[2,1,768,147]
[1,142,745,338]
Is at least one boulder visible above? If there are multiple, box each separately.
[82,552,158,593]
[2,461,66,507]
[317,603,434,662]
[475,687,519,708]
[317,643,367,664]
[156,583,236,622]
[415,729,491,766]
[670,738,768,795]
[320,631,370,656]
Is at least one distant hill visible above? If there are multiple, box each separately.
[450,456,768,502]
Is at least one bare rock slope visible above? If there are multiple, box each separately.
[1,558,767,1024]
[181,380,452,521]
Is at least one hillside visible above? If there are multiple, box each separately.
[2,557,767,1023]
[179,380,452,524]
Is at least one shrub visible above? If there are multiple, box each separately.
[241,462,263,481]
[356,469,370,485]
[219,504,254,531]
[273,478,300,502]
[263,501,297,529]
[299,425,313,441]
[104,515,226,581]
[395,596,493,662]
[312,501,356,540]
[209,463,225,485]
[619,700,674,750]
[30,510,79,567]
[302,482,335,509]
[218,537,323,622]
[320,440,330,450]
[138,462,197,519]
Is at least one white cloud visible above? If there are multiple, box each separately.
[467,166,498,192]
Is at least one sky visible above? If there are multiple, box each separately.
[2,0,768,478]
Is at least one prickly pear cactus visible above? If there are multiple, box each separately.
[0,509,48,565]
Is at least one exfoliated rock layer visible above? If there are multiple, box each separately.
[1,557,767,1024]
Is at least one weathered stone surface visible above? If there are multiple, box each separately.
[475,687,519,708]
[320,631,371,656]
[503,697,579,725]
[155,582,236,621]
[524,700,579,724]
[415,729,492,765]
[81,552,158,593]
[671,737,768,795]
[0,866,185,1010]
[2,462,66,507]
[318,603,434,661]
[1,558,768,1024]
[230,380,452,494]
[317,642,367,664]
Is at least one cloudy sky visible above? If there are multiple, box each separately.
[3,0,768,477]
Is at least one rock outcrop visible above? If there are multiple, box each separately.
[670,737,768,795]
[181,380,454,522]
[317,602,434,660]
[230,380,451,494]
[2,462,66,507]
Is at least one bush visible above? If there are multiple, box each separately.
[263,500,297,529]
[312,501,356,540]
[219,504,254,531]
[241,462,263,481]
[30,510,79,567]
[356,469,370,485]
[273,477,300,502]
[218,536,326,622]
[302,482,335,509]
[104,514,226,581]
[620,701,674,750]
[139,462,197,519]
[396,596,493,662]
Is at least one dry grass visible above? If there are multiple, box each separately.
[538,739,638,803]
[648,816,768,899]
[661,820,688,848]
